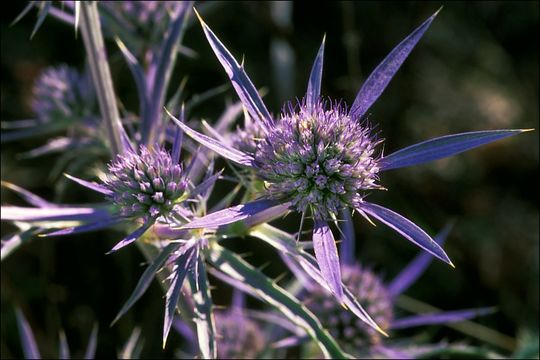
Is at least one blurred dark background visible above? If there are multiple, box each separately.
[1,1,538,358]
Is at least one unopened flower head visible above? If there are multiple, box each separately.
[103,146,187,221]
[305,264,393,351]
[214,310,265,359]
[103,1,181,52]
[255,99,382,220]
[31,65,95,122]
[231,118,265,155]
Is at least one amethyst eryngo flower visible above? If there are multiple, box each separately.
[101,1,184,56]
[45,143,193,253]
[2,65,98,143]
[31,65,96,123]
[295,227,496,358]
[166,9,531,300]
[214,309,266,359]
[103,146,187,222]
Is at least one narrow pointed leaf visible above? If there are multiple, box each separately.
[64,173,113,196]
[166,108,255,167]
[188,254,217,359]
[30,1,52,39]
[163,245,197,348]
[249,224,387,334]
[74,1,80,36]
[107,222,153,254]
[379,130,529,171]
[349,10,439,119]
[19,138,93,159]
[119,327,142,360]
[239,202,291,229]
[11,1,36,27]
[115,37,147,121]
[359,202,453,266]
[339,209,356,267]
[172,108,185,165]
[84,324,98,360]
[194,10,272,128]
[112,243,179,325]
[1,206,110,222]
[272,335,310,349]
[306,36,325,110]
[47,6,75,26]
[313,220,343,300]
[1,121,69,142]
[188,170,222,199]
[1,181,58,208]
[15,308,41,360]
[390,307,496,330]
[59,330,70,360]
[1,228,40,262]
[388,223,453,297]
[143,2,191,145]
[206,244,347,358]
[45,217,123,237]
[180,199,279,229]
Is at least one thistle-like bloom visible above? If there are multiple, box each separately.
[103,145,187,222]
[31,65,95,123]
[297,227,495,358]
[168,9,530,303]
[255,99,382,220]
[214,310,265,359]
[2,65,98,144]
[305,264,393,351]
[101,1,180,51]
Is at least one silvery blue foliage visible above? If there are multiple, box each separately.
[1,2,533,359]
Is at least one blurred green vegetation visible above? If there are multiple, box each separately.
[1,1,538,358]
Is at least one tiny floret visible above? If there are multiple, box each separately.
[255,99,382,219]
[103,146,187,221]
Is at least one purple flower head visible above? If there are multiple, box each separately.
[103,145,187,222]
[214,310,265,359]
[103,1,178,35]
[256,99,382,220]
[230,115,265,155]
[168,9,530,306]
[31,65,95,123]
[305,264,392,351]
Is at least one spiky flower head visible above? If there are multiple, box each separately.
[231,117,265,155]
[214,310,265,359]
[31,65,95,123]
[102,1,181,55]
[103,146,187,221]
[304,264,393,352]
[255,99,382,220]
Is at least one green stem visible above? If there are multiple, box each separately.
[79,2,123,156]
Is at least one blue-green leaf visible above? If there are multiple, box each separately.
[206,244,348,359]
[188,254,217,359]
[112,243,179,325]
